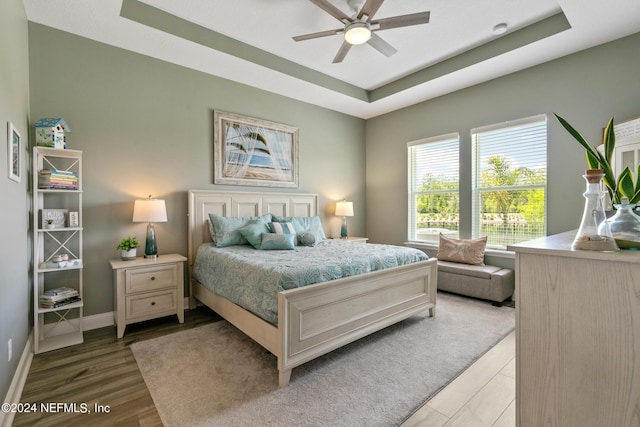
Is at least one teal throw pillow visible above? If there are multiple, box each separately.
[208,213,272,247]
[238,219,270,249]
[259,233,296,250]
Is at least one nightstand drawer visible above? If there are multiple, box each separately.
[125,264,177,294]
[126,289,177,319]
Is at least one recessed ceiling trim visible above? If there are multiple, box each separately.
[119,0,370,102]
[122,0,571,107]
[370,11,571,102]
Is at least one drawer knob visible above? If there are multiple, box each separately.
[151,301,156,306]
[150,276,156,281]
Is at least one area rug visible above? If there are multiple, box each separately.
[131,292,514,427]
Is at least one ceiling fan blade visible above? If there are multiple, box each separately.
[357,0,385,21]
[332,41,353,63]
[309,0,351,23]
[373,11,430,31]
[367,32,397,57]
[293,28,342,42]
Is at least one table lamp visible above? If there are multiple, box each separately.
[132,195,168,259]
[335,200,354,239]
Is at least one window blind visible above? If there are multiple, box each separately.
[407,133,460,242]
[471,115,547,248]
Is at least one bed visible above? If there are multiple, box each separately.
[188,190,437,387]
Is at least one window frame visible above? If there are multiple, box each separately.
[407,132,460,243]
[471,114,548,249]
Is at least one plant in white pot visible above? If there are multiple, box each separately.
[117,236,140,260]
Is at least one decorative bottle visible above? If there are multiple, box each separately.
[599,197,640,250]
[572,169,619,251]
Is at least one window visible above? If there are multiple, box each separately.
[471,115,547,248]
[408,133,460,242]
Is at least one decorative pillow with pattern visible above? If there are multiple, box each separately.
[271,215,327,241]
[238,219,270,249]
[298,231,319,247]
[437,233,487,266]
[259,233,296,250]
[270,221,296,235]
[207,219,216,244]
[208,213,272,247]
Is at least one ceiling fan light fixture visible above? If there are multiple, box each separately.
[344,21,371,45]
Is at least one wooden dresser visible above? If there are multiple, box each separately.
[509,231,640,427]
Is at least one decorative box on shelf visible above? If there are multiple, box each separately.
[40,209,68,229]
[34,117,70,150]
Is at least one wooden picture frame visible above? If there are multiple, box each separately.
[7,122,21,183]
[214,111,298,188]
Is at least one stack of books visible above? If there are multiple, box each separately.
[38,169,79,190]
[39,287,81,309]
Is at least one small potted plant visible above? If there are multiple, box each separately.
[117,236,140,260]
[45,219,55,229]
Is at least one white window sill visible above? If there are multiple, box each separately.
[404,241,515,260]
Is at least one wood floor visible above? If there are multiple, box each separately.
[14,307,222,427]
[14,305,515,427]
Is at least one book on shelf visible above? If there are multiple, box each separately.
[40,287,79,307]
[39,295,81,309]
[38,169,79,190]
[40,291,78,302]
[42,286,78,297]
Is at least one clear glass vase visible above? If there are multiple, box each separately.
[572,169,619,251]
[599,197,640,250]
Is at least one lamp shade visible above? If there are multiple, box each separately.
[132,199,168,223]
[335,201,354,217]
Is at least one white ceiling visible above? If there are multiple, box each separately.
[23,0,640,119]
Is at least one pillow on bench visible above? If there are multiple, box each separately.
[436,234,487,266]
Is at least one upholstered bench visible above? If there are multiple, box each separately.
[437,260,515,304]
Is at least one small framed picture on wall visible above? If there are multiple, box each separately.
[7,122,21,183]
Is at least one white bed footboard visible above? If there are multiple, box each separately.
[277,259,437,386]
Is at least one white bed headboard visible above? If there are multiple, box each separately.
[187,190,318,267]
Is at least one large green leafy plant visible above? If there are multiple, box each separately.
[555,113,640,204]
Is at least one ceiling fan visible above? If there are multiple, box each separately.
[293,0,430,63]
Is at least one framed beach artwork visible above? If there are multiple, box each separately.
[214,111,299,188]
[7,122,21,183]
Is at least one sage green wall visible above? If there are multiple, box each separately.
[28,23,365,317]
[0,0,30,403]
[366,32,640,267]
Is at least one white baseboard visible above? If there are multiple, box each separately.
[43,298,190,336]
[83,311,115,331]
[0,333,34,427]
[44,311,116,337]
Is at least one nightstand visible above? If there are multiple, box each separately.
[110,253,186,338]
[332,237,368,243]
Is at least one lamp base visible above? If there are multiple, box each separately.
[340,216,348,239]
[145,222,159,259]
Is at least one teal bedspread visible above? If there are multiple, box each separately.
[192,240,429,324]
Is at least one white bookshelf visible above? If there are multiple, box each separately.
[32,147,84,353]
